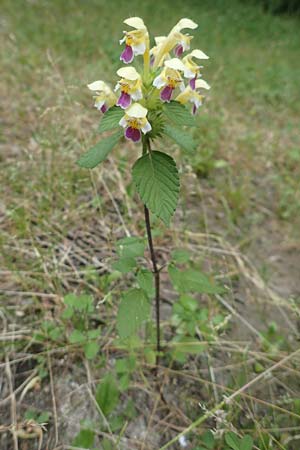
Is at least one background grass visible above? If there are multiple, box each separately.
[1,0,300,449]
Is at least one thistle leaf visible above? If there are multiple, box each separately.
[98,106,124,133]
[132,151,180,225]
[164,124,196,153]
[77,130,122,169]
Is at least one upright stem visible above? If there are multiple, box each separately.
[142,138,161,371]
[144,205,161,369]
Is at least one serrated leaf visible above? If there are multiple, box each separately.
[225,432,240,450]
[168,265,224,294]
[112,257,136,273]
[136,269,154,297]
[98,106,124,133]
[117,288,150,339]
[77,130,122,169]
[96,375,119,416]
[132,151,179,225]
[163,101,197,126]
[116,236,145,258]
[171,248,191,263]
[164,124,196,153]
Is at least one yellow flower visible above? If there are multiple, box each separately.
[119,103,152,142]
[87,80,117,113]
[175,79,210,114]
[115,67,143,109]
[150,36,169,66]
[120,17,149,64]
[153,18,198,68]
[153,58,186,102]
[182,49,209,88]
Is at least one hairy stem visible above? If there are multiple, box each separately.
[144,205,161,370]
[142,138,161,371]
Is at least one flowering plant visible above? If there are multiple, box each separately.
[78,17,210,368]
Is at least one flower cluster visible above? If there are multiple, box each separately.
[87,17,210,143]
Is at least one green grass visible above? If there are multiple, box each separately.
[1,1,300,449]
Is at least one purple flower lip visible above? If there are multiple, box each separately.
[189,76,197,90]
[100,103,108,113]
[120,45,134,64]
[174,44,184,57]
[160,85,174,102]
[125,126,141,142]
[117,91,131,109]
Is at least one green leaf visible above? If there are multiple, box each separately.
[116,236,145,258]
[136,269,154,297]
[98,106,124,133]
[241,435,253,450]
[201,430,215,449]
[179,294,198,312]
[171,248,191,263]
[117,288,150,339]
[69,329,85,344]
[84,341,98,360]
[164,124,196,153]
[169,265,224,294]
[225,432,241,450]
[77,130,122,169]
[64,294,94,312]
[61,306,73,319]
[87,328,101,339]
[163,101,197,127]
[96,375,119,416]
[132,151,179,225]
[172,335,207,357]
[112,257,137,273]
[73,428,95,448]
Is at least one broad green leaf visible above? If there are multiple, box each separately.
[77,130,122,169]
[96,375,119,416]
[61,306,73,319]
[132,151,179,225]
[241,435,253,450]
[171,248,191,263]
[73,428,95,449]
[163,101,197,126]
[179,294,198,312]
[136,269,154,297]
[84,341,98,360]
[98,106,124,133]
[115,356,136,374]
[48,327,62,341]
[117,288,150,339]
[112,257,136,273]
[69,329,85,344]
[63,294,78,308]
[202,430,215,449]
[116,236,145,258]
[164,124,196,153]
[87,328,101,339]
[64,293,94,311]
[225,432,240,450]
[168,265,224,294]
